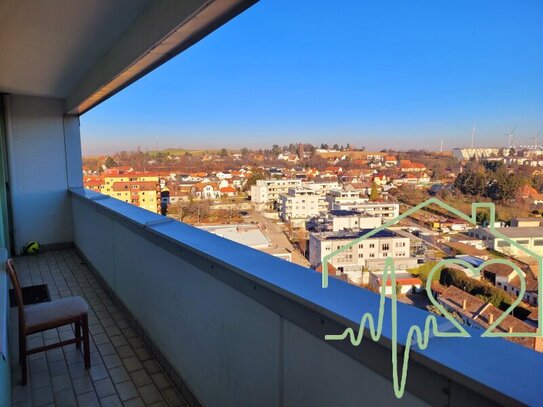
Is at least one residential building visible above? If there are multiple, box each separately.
[307,210,382,232]
[399,160,427,173]
[437,286,542,352]
[518,185,543,205]
[482,263,538,306]
[356,202,400,221]
[250,179,302,205]
[384,155,398,167]
[192,182,221,200]
[279,188,324,225]
[326,189,367,209]
[302,180,341,194]
[309,229,413,282]
[109,181,160,213]
[99,174,161,213]
[452,147,503,161]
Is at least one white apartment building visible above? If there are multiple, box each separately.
[302,180,341,194]
[327,193,400,222]
[307,210,382,232]
[309,229,412,282]
[250,179,302,205]
[279,188,326,225]
[452,147,503,161]
[326,190,367,208]
[361,202,400,220]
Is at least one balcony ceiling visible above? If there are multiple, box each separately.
[0,0,152,99]
[0,0,257,114]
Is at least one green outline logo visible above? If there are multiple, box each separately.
[320,198,542,398]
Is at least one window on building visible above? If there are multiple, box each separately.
[382,243,390,251]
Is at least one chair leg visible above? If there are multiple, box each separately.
[75,321,81,349]
[21,335,27,386]
[18,326,24,365]
[82,315,90,369]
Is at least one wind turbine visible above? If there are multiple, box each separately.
[505,127,516,148]
[533,129,543,148]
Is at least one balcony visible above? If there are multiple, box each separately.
[8,187,543,406]
[1,1,543,405]
[9,249,187,407]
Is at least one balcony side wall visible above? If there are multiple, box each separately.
[4,95,82,251]
[71,194,431,407]
[71,198,283,406]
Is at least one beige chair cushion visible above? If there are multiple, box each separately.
[24,296,89,333]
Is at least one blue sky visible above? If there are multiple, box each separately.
[81,0,543,155]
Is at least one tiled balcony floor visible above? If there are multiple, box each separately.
[10,249,188,407]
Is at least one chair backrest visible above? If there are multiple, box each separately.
[6,259,26,330]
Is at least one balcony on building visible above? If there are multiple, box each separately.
[1,1,543,406]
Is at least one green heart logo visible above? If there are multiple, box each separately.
[425,257,533,338]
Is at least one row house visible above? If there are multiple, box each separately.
[437,286,542,352]
[482,263,538,306]
[399,160,427,173]
[392,172,431,187]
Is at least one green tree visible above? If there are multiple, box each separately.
[104,156,116,168]
[370,182,380,201]
[220,148,228,158]
[454,165,487,196]
[487,168,525,202]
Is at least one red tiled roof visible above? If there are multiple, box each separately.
[316,263,340,276]
[83,180,102,188]
[379,277,422,287]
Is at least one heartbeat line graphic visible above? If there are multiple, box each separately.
[325,257,465,399]
[320,198,542,399]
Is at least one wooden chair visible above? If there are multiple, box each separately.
[6,258,90,385]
